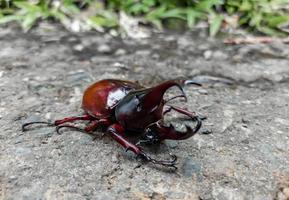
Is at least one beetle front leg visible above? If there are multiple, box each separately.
[55,118,110,135]
[54,114,94,126]
[22,114,94,131]
[163,105,206,120]
[107,124,177,168]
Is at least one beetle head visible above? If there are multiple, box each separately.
[139,78,201,110]
[115,79,198,130]
[115,79,197,130]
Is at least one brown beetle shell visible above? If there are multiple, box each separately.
[82,79,142,118]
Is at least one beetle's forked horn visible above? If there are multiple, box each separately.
[145,104,202,141]
[150,116,202,141]
[162,79,202,104]
[142,80,187,110]
[160,117,201,140]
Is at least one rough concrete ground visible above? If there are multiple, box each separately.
[0,24,289,200]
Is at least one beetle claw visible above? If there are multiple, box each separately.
[22,121,54,132]
[138,150,178,169]
[55,126,63,134]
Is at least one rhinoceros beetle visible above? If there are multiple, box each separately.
[22,79,206,168]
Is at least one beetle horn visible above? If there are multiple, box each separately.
[142,79,202,109]
[141,80,187,111]
[161,79,202,104]
[147,116,202,141]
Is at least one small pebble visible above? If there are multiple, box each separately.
[45,112,52,120]
[114,48,126,56]
[73,44,84,51]
[152,53,160,59]
[197,88,208,95]
[212,50,228,60]
[135,50,150,56]
[203,50,212,60]
[111,153,119,163]
[97,44,112,54]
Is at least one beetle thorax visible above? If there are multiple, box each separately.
[115,90,164,131]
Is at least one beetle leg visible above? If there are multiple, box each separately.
[85,119,110,140]
[137,152,177,169]
[54,114,94,126]
[107,124,141,154]
[55,116,101,134]
[164,105,207,120]
[84,119,110,132]
[21,121,54,131]
[55,124,86,134]
[107,124,177,168]
[56,119,110,135]
[22,114,94,131]
[163,105,196,118]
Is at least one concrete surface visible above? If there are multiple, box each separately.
[0,25,289,200]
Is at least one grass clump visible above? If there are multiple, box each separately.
[0,0,288,36]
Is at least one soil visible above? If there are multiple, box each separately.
[0,24,289,200]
